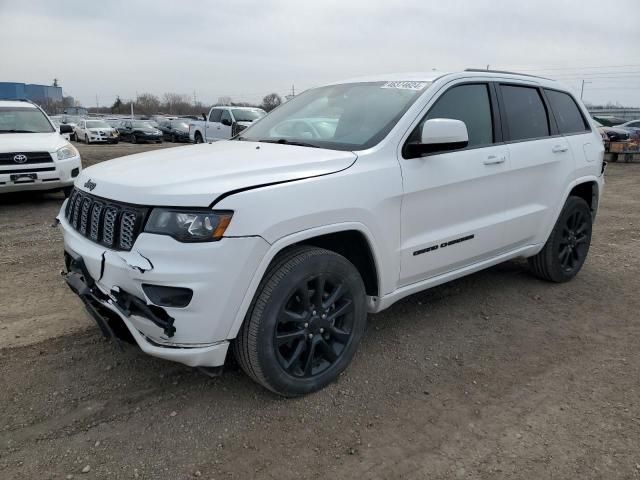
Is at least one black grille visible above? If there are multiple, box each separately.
[0,152,53,165]
[64,188,148,251]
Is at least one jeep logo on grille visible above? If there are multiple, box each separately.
[13,154,27,164]
[84,179,97,191]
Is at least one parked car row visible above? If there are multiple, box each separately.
[592,116,640,144]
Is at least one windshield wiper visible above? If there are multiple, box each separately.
[258,138,319,148]
[0,129,40,133]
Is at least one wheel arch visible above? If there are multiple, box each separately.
[535,175,602,253]
[225,223,383,340]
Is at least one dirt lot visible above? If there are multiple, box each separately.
[1,144,639,479]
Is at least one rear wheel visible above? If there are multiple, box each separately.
[234,246,367,396]
[131,134,137,144]
[528,196,592,282]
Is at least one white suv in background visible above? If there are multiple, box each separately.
[59,70,604,396]
[0,100,82,196]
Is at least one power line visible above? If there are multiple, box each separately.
[516,63,640,72]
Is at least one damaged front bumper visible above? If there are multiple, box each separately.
[63,250,229,367]
[57,202,270,368]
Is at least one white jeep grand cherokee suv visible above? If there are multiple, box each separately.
[59,70,604,396]
[1,100,81,195]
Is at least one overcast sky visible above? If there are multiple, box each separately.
[1,0,638,108]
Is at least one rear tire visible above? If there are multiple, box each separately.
[528,196,593,282]
[131,134,137,144]
[234,246,367,397]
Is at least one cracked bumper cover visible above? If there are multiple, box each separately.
[57,203,270,368]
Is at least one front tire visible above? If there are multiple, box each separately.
[528,196,593,282]
[131,134,137,144]
[234,246,367,397]
[194,132,203,144]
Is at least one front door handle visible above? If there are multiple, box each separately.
[483,155,506,165]
[552,145,569,153]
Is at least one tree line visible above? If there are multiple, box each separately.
[86,92,284,116]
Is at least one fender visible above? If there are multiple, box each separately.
[224,221,384,340]
[535,174,602,253]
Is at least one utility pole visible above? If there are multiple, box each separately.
[486,64,490,70]
[580,80,592,100]
[291,84,295,97]
[95,94,99,112]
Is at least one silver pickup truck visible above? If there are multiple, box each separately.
[188,106,266,143]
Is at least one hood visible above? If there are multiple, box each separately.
[133,127,157,133]
[0,132,70,153]
[75,140,357,206]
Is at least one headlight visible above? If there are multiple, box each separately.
[56,144,79,160]
[144,209,233,242]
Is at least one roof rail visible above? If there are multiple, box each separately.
[464,68,551,80]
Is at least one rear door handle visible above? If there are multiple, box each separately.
[483,155,506,165]
[552,145,569,153]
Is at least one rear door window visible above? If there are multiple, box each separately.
[209,109,222,122]
[544,89,589,134]
[500,85,550,141]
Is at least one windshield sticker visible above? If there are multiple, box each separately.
[381,81,429,90]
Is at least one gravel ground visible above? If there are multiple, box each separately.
[1,143,639,479]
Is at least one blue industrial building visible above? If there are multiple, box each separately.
[0,82,63,103]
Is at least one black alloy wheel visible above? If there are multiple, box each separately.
[234,246,367,396]
[275,273,355,378]
[558,209,590,273]
[528,196,593,282]
[131,133,137,143]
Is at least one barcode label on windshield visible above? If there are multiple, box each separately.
[381,81,429,90]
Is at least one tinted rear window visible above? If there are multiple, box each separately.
[501,85,549,141]
[545,89,589,134]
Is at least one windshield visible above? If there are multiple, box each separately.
[86,120,110,128]
[131,121,153,128]
[232,109,265,122]
[238,81,429,150]
[0,106,54,133]
[170,121,190,131]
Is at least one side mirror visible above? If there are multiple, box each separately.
[59,124,73,134]
[406,118,469,158]
[201,113,207,121]
[221,118,232,126]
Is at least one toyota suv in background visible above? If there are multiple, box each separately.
[189,106,266,143]
[60,70,603,396]
[1,99,81,196]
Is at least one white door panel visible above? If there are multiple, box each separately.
[503,137,573,247]
[399,145,510,286]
